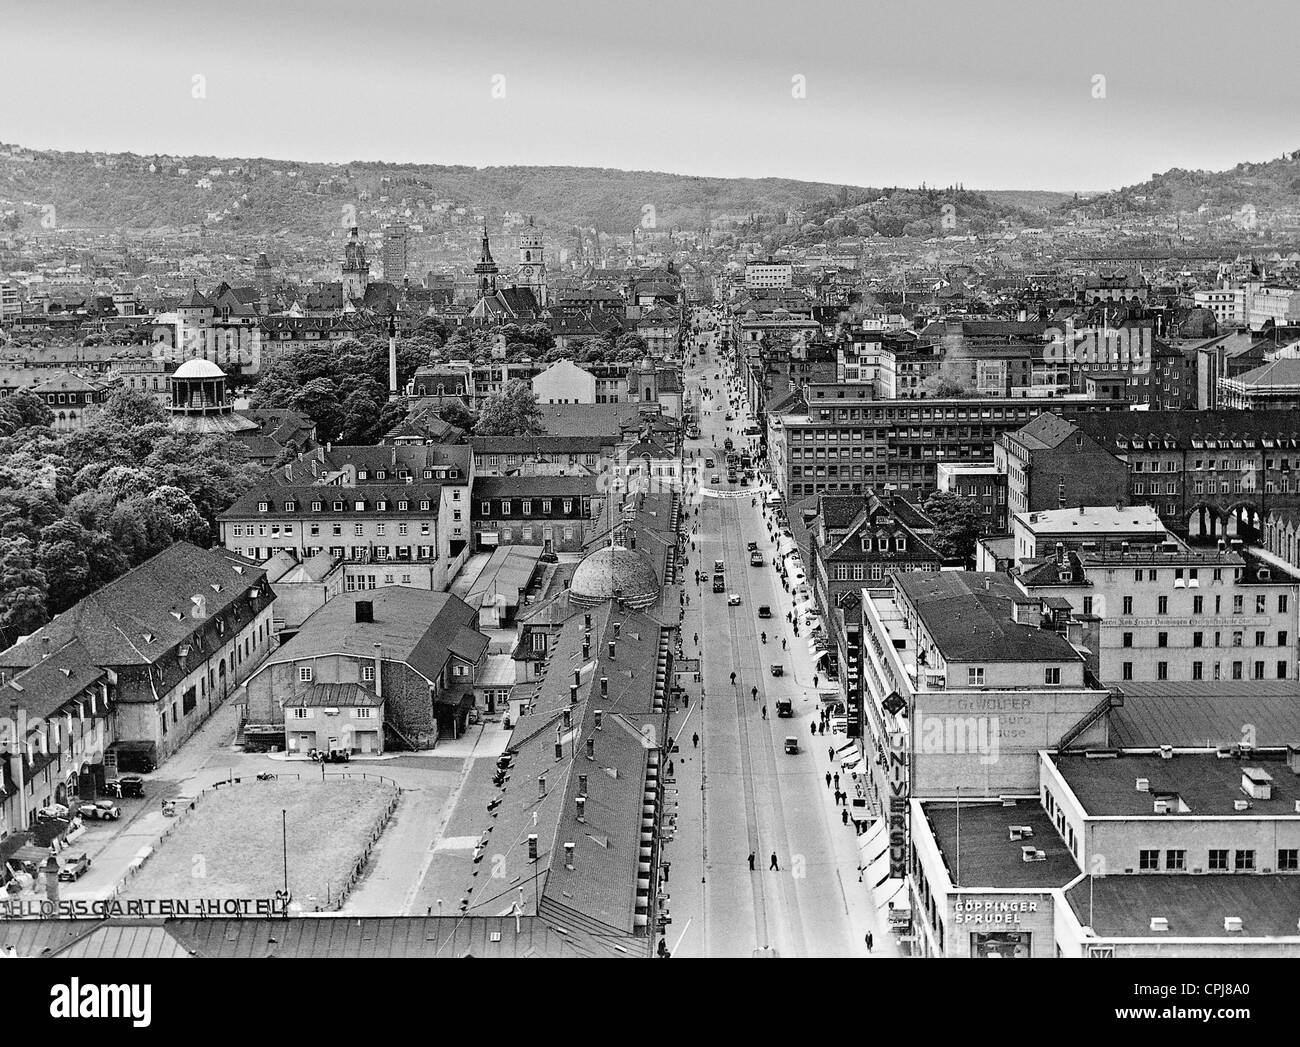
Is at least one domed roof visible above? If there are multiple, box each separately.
[173,358,226,380]
[569,545,660,609]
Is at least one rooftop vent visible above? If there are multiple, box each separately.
[1159,745,1173,760]
[1242,767,1274,801]
[355,600,374,624]
[1135,777,1149,792]
[1223,916,1243,933]
[1149,917,1169,932]
[1021,846,1046,863]
[1008,826,1034,841]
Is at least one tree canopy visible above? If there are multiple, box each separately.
[922,491,985,565]
[473,379,544,438]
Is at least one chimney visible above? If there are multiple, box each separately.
[613,622,622,639]
[527,834,538,861]
[562,708,571,730]
[190,594,207,619]
[608,640,616,658]
[586,737,595,760]
[564,842,575,869]
[355,600,374,624]
[584,614,592,630]
[1055,542,1065,564]
[554,739,563,760]
[600,676,608,697]
[572,669,581,687]
[576,796,586,822]
[582,641,590,660]
[594,709,604,730]
[538,774,547,797]
[570,684,579,704]
[578,774,588,796]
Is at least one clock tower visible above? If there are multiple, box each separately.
[517,216,546,306]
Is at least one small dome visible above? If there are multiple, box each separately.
[570,545,660,609]
[173,359,226,380]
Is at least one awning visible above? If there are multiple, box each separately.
[479,532,500,546]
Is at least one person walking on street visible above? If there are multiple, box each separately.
[692,732,699,749]
[819,722,825,736]
[825,771,832,789]
[813,674,819,689]
[770,853,779,871]
[865,931,874,952]
[827,745,834,761]
[694,632,699,647]
[810,722,817,736]
[751,686,758,702]
[781,637,786,650]
[761,705,767,719]
[730,671,737,687]
[748,852,756,871]
[834,773,840,790]
[842,808,849,826]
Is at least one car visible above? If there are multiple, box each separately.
[37,803,70,821]
[724,413,734,421]
[757,605,773,619]
[496,753,514,771]
[783,736,800,755]
[727,593,741,606]
[705,457,715,468]
[77,801,121,821]
[116,775,146,798]
[747,541,758,551]
[710,474,720,484]
[750,551,764,566]
[714,559,725,573]
[58,853,91,882]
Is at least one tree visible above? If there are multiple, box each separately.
[0,537,49,647]
[922,491,985,564]
[473,379,544,438]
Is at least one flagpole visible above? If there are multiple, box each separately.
[954,785,960,887]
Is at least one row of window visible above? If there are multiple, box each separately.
[481,499,576,516]
[1120,660,1288,681]
[1125,629,1288,648]
[1139,848,1298,872]
[1117,592,1287,615]
[291,705,375,718]
[257,497,438,514]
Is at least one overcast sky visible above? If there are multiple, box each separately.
[3,0,1296,192]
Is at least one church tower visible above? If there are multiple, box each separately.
[474,221,499,297]
[342,226,370,302]
[253,251,274,296]
[517,216,546,305]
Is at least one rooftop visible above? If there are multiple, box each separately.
[1015,505,1166,536]
[1063,875,1300,940]
[1051,749,1300,818]
[921,799,1080,889]
[1109,683,1300,748]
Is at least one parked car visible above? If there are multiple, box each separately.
[783,736,800,755]
[757,605,773,619]
[37,803,70,821]
[77,801,121,821]
[710,474,720,484]
[58,853,91,882]
[727,593,741,606]
[750,551,764,566]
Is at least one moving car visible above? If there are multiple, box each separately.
[757,605,772,619]
[713,574,726,593]
[724,413,734,421]
[58,853,91,882]
[77,801,121,821]
[727,593,741,606]
[783,736,800,755]
[770,663,784,677]
[750,550,763,566]
[705,457,715,468]
[747,541,758,552]
[714,559,725,573]
[775,698,793,717]
[116,775,146,798]
[710,474,721,484]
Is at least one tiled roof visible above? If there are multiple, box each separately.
[220,484,443,519]
[0,544,267,671]
[474,475,597,498]
[284,682,381,708]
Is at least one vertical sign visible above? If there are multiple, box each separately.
[887,729,909,878]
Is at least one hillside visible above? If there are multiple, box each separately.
[1064,150,1300,221]
[0,143,1045,241]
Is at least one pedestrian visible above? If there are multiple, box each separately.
[810,722,816,736]
[692,732,699,749]
[751,686,758,701]
[813,674,819,689]
[761,705,767,719]
[770,852,779,871]
[781,637,787,650]
[748,852,756,871]
[694,632,699,647]
[667,760,674,777]
[819,722,825,736]
[842,808,849,826]
[865,931,874,952]
[834,773,840,790]
[827,745,834,762]
[825,771,832,789]
[730,671,737,687]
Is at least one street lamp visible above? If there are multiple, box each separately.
[281,808,288,895]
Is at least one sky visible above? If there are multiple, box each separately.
[2,0,1297,192]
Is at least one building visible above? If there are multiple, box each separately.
[935,462,1008,535]
[243,589,488,747]
[1009,505,1167,562]
[516,217,546,305]
[382,223,408,284]
[532,359,598,404]
[341,227,370,302]
[0,543,275,765]
[744,257,794,290]
[25,371,109,430]
[995,413,1132,520]
[858,572,1112,885]
[472,475,597,553]
[218,483,458,593]
[1218,358,1300,411]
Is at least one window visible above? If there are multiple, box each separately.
[1044,667,1060,685]
[258,501,269,512]
[356,707,374,719]
[354,523,364,537]
[967,667,985,686]
[312,501,322,512]
[419,500,430,511]
[285,500,296,512]
[562,499,573,514]
[1280,595,1289,613]
[1122,596,1133,615]
[398,500,408,511]
[1122,662,1133,681]
[361,665,375,682]
[1233,595,1243,614]
[1280,632,1289,648]
[1192,661,1203,680]
[1122,632,1134,648]
[1279,661,1289,680]
[1232,631,1243,647]
[376,523,386,536]
[1156,595,1168,615]
[1234,850,1255,872]
[398,523,408,536]
[298,666,313,682]
[1278,849,1299,871]
[521,500,532,515]
[1232,661,1243,680]
[1192,631,1203,647]
[1192,595,1203,614]
[481,501,490,515]
[502,501,512,515]
[1156,661,1168,681]
[1166,849,1186,871]
[542,500,551,514]
[293,707,308,719]
[1254,660,1265,680]
[1157,632,1168,648]
[1208,849,1228,871]
[1139,849,1159,870]
[852,564,864,581]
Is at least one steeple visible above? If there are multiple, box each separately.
[474,220,499,296]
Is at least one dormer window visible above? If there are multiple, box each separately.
[312,501,322,512]
[376,470,387,480]
[424,470,433,479]
[355,501,366,512]
[419,499,431,511]
[377,500,388,512]
[862,537,872,552]
[284,500,296,512]
[896,537,906,551]
[333,501,344,512]
[258,501,269,512]
[398,500,409,511]
[358,471,368,481]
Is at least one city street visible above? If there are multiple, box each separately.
[662,319,891,958]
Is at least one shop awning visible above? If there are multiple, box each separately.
[479,532,500,546]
